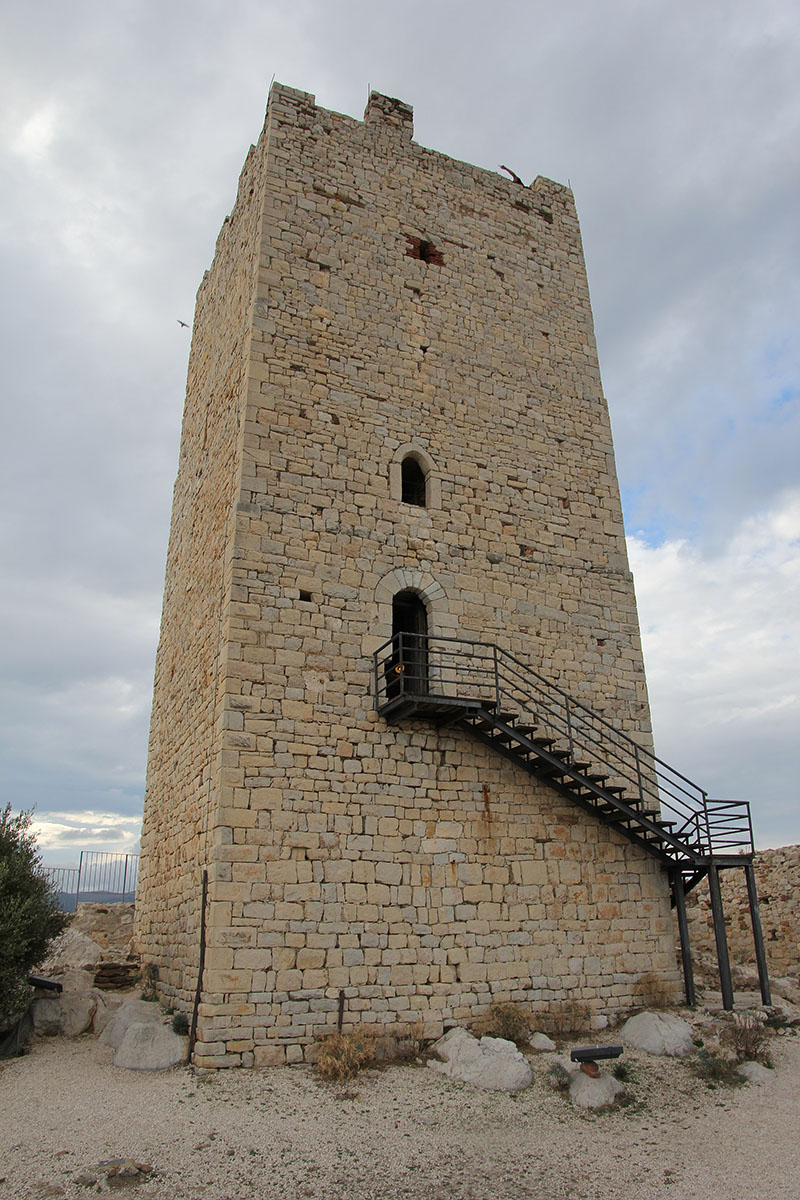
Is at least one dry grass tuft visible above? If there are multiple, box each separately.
[479,1002,533,1046]
[538,999,591,1036]
[315,1031,375,1081]
[723,1012,771,1065]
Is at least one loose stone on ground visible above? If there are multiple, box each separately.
[428,1026,533,1092]
[620,1010,694,1056]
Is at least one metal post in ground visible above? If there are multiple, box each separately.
[672,870,696,1007]
[707,863,734,1010]
[75,851,84,907]
[745,863,772,1006]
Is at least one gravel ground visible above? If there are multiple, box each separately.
[2,1012,799,1200]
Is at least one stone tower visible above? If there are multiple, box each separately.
[136,84,681,1068]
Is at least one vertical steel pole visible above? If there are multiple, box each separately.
[121,855,129,901]
[187,869,209,1065]
[745,863,772,1006]
[75,851,84,907]
[672,870,696,1006]
[702,793,711,855]
[707,863,734,1010]
[493,644,500,713]
[634,744,643,808]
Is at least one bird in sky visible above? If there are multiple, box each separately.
[177,319,189,328]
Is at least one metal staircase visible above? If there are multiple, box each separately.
[373,632,771,1009]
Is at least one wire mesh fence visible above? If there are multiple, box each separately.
[43,852,139,912]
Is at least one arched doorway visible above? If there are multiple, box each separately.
[389,590,429,696]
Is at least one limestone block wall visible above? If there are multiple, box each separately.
[137,84,682,1068]
[686,845,800,978]
[135,127,272,996]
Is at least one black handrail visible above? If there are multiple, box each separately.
[373,633,754,859]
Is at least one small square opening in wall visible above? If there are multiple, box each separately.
[405,235,444,265]
[298,590,313,603]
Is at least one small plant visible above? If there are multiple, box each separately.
[171,1012,189,1036]
[540,999,591,1036]
[613,1061,633,1082]
[690,1047,743,1089]
[393,1018,429,1062]
[723,1012,770,1065]
[548,1062,570,1091]
[481,1002,532,1046]
[315,1031,375,1081]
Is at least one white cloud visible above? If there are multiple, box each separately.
[31,810,141,869]
[7,100,60,163]
[629,489,800,847]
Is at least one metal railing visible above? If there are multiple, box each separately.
[44,852,139,912]
[374,633,754,859]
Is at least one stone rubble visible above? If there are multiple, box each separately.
[428,1026,533,1092]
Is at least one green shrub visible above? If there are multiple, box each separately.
[690,1048,743,1088]
[315,1031,375,1080]
[0,806,68,1030]
[548,1061,571,1091]
[171,1012,190,1036]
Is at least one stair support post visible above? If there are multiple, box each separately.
[672,869,696,1007]
[707,863,734,1010]
[745,863,772,1007]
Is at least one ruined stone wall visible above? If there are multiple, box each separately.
[686,845,800,978]
[138,84,681,1068]
[72,902,135,955]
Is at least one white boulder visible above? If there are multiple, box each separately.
[100,998,165,1050]
[620,1011,694,1057]
[529,1031,556,1051]
[41,928,103,973]
[113,1021,186,1070]
[90,989,124,1035]
[737,1060,775,1084]
[429,1027,533,1092]
[32,992,97,1037]
[569,1066,625,1110]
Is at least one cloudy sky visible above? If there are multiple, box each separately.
[1,0,798,863]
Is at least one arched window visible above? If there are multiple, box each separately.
[401,455,427,507]
[388,590,428,696]
[390,445,440,510]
